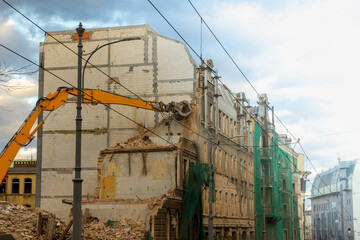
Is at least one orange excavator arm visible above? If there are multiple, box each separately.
[0,87,191,182]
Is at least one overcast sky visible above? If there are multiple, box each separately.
[1,0,360,187]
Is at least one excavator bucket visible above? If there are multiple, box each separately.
[166,100,192,120]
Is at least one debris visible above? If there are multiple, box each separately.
[83,218,147,240]
[0,202,151,239]
[0,203,67,240]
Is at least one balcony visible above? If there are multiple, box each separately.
[260,148,272,161]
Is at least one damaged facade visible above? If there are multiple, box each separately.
[37,24,256,238]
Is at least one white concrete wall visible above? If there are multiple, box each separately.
[38,24,197,220]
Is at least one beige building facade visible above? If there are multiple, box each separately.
[37,24,256,238]
[37,24,197,218]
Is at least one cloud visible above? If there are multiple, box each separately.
[0,0,360,174]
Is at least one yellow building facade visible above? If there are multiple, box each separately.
[0,160,36,207]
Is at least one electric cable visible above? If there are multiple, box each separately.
[4,0,355,228]
[180,0,360,227]
[2,0,145,102]
[186,0,260,97]
[0,42,179,150]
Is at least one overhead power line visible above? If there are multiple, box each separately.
[4,0,357,227]
[146,0,360,227]
[186,0,260,97]
[2,0,264,186]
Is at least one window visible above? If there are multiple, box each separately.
[225,116,229,135]
[12,178,20,194]
[218,111,222,131]
[293,183,296,194]
[240,195,243,216]
[166,209,171,240]
[204,191,208,214]
[234,157,238,179]
[184,158,188,179]
[225,192,228,216]
[210,103,214,125]
[24,178,32,194]
[214,190,218,216]
[235,194,238,216]
[283,179,287,190]
[224,153,228,174]
[218,150,222,170]
[0,179,6,194]
[175,211,179,239]
[231,194,234,216]
[283,204,288,215]
[204,142,208,163]
[219,191,222,216]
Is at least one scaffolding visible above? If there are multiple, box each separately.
[253,121,300,240]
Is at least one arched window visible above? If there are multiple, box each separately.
[166,209,171,240]
[24,178,32,194]
[12,178,20,194]
[175,210,179,239]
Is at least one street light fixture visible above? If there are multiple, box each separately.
[82,37,141,89]
[73,22,85,240]
[72,27,140,239]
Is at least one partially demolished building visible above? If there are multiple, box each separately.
[37,24,255,239]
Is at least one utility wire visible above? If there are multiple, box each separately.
[1,39,259,195]
[3,0,261,196]
[2,39,261,204]
[148,0,318,222]
[5,0,355,227]
[3,0,261,207]
[187,0,260,97]
[0,42,179,150]
[150,0,308,191]
[180,0,360,226]
[2,0,144,102]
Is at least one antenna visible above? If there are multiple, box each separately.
[337,152,341,165]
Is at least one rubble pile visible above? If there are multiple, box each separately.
[0,202,152,240]
[83,218,147,240]
[0,202,66,240]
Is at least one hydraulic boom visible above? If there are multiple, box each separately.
[0,87,191,182]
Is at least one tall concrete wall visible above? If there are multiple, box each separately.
[37,24,197,220]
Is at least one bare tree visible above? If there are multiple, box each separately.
[0,63,37,90]
[0,63,38,111]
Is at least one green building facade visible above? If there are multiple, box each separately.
[253,115,302,240]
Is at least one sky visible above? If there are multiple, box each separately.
[1,0,360,190]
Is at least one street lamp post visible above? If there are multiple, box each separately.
[71,35,142,238]
[73,22,84,240]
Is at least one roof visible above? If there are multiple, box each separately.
[311,159,358,197]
